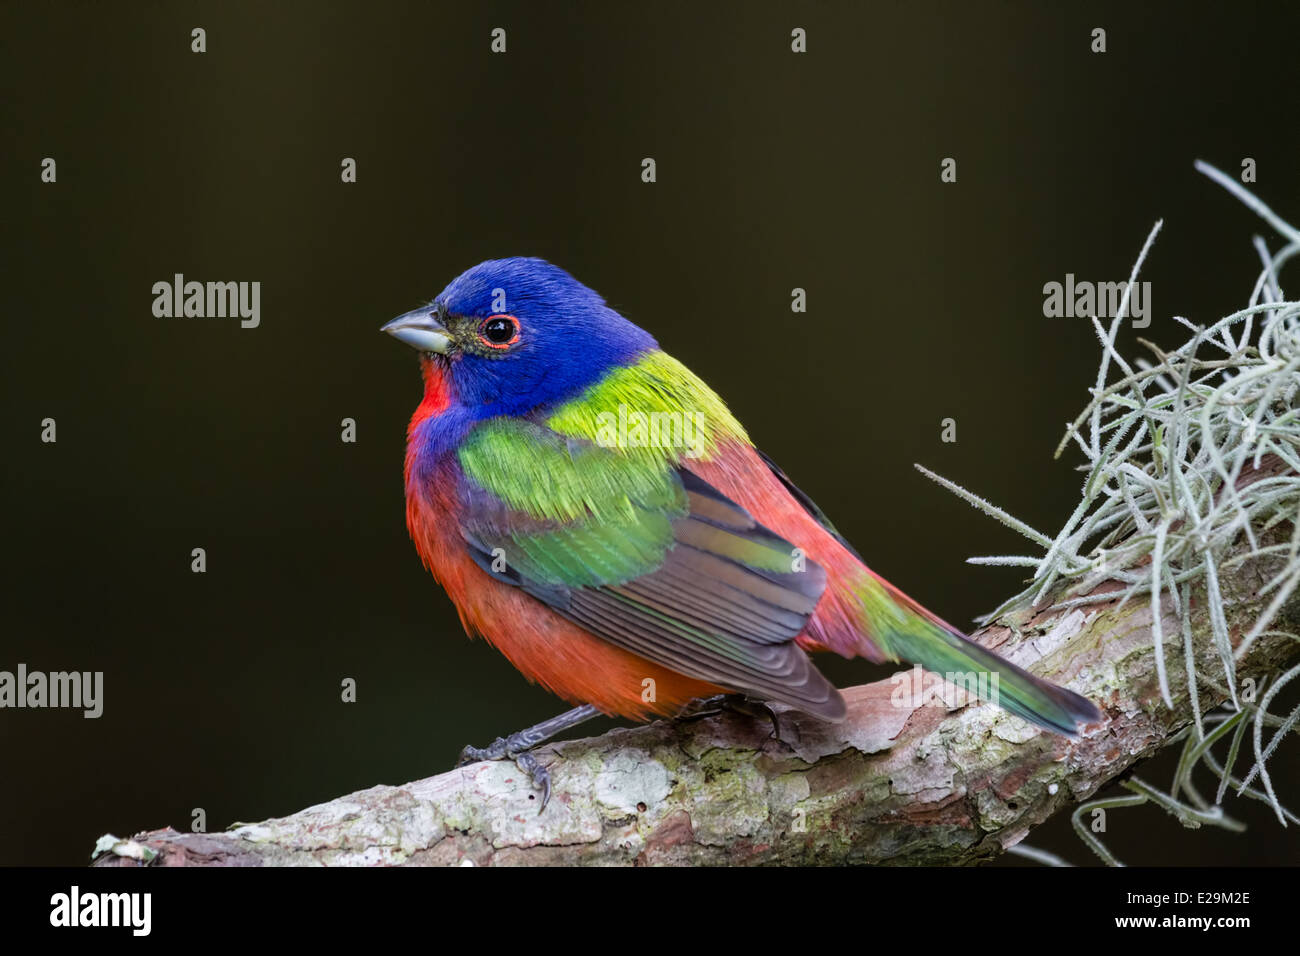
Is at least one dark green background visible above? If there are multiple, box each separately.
[3,0,1297,866]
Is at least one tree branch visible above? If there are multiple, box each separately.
[94,518,1300,866]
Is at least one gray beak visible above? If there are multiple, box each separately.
[381,307,451,353]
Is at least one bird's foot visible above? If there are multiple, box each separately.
[452,704,600,814]
[455,733,552,810]
[675,694,784,744]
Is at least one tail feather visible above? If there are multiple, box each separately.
[856,573,1101,735]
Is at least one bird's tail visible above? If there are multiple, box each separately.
[852,572,1101,735]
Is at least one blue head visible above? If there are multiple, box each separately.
[383,258,657,417]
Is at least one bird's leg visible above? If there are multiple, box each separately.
[675,694,783,743]
[455,704,601,812]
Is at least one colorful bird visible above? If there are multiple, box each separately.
[384,258,1100,804]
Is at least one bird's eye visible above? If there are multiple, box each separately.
[478,315,520,349]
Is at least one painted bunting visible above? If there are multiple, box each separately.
[384,258,1099,804]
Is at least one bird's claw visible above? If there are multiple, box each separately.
[456,737,507,767]
[512,750,552,811]
[455,732,553,813]
[451,705,599,814]
[676,694,784,744]
[726,697,784,743]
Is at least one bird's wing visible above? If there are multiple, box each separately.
[453,417,845,719]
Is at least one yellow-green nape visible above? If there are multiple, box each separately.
[545,350,748,465]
